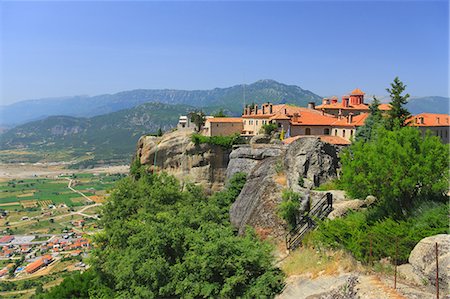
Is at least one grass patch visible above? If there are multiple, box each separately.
[314,179,344,191]
[281,247,358,278]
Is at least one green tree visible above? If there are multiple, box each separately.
[341,126,448,217]
[277,189,301,230]
[260,123,278,135]
[44,170,283,298]
[188,110,206,132]
[157,127,163,137]
[213,109,227,117]
[385,77,411,130]
[355,97,383,142]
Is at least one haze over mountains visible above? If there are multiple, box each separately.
[0,79,321,127]
[0,79,448,166]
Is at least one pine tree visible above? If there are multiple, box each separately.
[355,97,383,142]
[385,77,411,130]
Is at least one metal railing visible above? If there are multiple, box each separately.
[285,192,333,251]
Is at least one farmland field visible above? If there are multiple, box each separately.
[0,173,125,210]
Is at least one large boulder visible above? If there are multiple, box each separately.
[230,156,285,238]
[408,234,450,291]
[284,137,341,189]
[136,130,231,192]
[226,145,283,180]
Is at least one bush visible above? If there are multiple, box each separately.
[305,202,448,264]
[277,189,301,230]
[341,126,449,217]
[260,123,278,135]
[191,133,243,148]
[44,171,284,298]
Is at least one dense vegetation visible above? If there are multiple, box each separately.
[191,133,244,149]
[305,201,448,264]
[307,78,448,264]
[277,189,301,230]
[39,170,284,298]
[342,126,448,217]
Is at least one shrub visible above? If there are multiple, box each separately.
[277,189,301,230]
[191,133,243,148]
[260,123,278,135]
[305,202,448,264]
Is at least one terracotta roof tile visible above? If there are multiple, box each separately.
[331,113,369,127]
[206,117,242,123]
[407,113,450,127]
[350,88,365,95]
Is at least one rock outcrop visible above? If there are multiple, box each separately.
[408,234,450,291]
[136,130,231,192]
[285,137,341,190]
[230,137,341,240]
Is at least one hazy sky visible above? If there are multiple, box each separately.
[1,1,448,105]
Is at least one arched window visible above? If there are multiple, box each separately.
[324,128,330,135]
[305,128,311,135]
[334,129,337,136]
[343,130,346,137]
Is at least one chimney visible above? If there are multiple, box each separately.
[321,109,325,116]
[254,104,258,115]
[348,113,354,124]
[293,113,300,123]
[436,117,440,124]
[262,104,266,115]
[331,97,338,104]
[308,102,315,110]
[322,98,330,105]
[269,103,273,114]
[284,108,287,114]
[342,97,349,107]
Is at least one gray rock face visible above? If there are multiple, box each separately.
[250,134,271,145]
[136,130,231,192]
[230,156,285,237]
[229,137,341,239]
[226,145,283,180]
[284,137,341,189]
[408,234,450,291]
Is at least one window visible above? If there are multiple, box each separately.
[305,128,311,135]
[324,128,330,135]
[334,129,337,136]
[243,120,246,125]
[350,130,353,136]
[216,124,219,127]
[256,120,258,125]
[343,130,346,137]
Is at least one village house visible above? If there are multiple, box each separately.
[315,88,390,116]
[242,102,335,136]
[202,117,243,137]
[25,255,53,274]
[408,113,449,143]
[330,113,368,140]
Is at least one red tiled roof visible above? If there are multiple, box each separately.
[0,236,14,243]
[206,117,243,123]
[350,88,365,95]
[25,255,52,274]
[408,113,450,127]
[331,113,369,127]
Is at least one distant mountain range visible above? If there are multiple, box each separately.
[0,79,322,127]
[0,102,196,165]
[0,80,448,166]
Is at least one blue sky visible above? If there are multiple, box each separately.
[1,1,448,104]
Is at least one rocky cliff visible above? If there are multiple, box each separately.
[136,129,231,192]
[136,131,343,240]
[229,137,342,240]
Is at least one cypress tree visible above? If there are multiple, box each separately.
[385,77,411,130]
